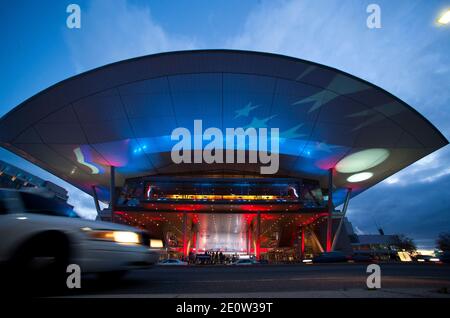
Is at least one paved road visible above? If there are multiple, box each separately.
[57,263,450,298]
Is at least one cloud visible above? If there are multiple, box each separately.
[353,226,365,235]
[69,190,107,220]
[382,147,450,186]
[64,0,198,72]
[226,0,450,248]
[227,0,450,135]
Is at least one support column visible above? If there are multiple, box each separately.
[332,188,352,251]
[91,185,101,214]
[109,166,116,223]
[246,228,249,254]
[301,227,305,258]
[192,229,197,254]
[256,211,261,260]
[182,212,188,258]
[326,168,333,252]
[195,230,199,253]
[248,225,252,254]
[191,221,198,254]
[311,226,325,253]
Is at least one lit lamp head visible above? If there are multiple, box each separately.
[347,172,373,183]
[437,9,450,25]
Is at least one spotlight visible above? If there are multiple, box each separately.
[347,172,373,183]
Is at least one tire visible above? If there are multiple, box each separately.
[11,233,70,294]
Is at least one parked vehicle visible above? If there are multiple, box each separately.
[438,251,450,264]
[350,253,377,263]
[158,259,188,266]
[312,251,349,263]
[415,255,442,263]
[231,259,258,266]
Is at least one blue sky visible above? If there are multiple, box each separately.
[0,0,449,249]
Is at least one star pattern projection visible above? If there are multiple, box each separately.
[235,102,307,140]
[346,102,404,131]
[234,102,260,119]
[291,74,369,113]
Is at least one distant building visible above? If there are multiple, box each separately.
[0,160,72,208]
[352,234,399,255]
[343,219,401,259]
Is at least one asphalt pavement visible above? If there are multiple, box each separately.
[56,263,450,298]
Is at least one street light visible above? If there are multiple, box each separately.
[437,9,450,25]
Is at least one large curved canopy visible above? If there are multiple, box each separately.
[0,50,447,203]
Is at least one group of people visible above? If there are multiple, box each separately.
[187,250,240,265]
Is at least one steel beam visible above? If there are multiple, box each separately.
[310,226,324,253]
[331,188,352,251]
[91,185,101,214]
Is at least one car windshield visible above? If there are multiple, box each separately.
[19,192,79,218]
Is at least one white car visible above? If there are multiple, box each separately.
[158,259,188,266]
[0,189,161,284]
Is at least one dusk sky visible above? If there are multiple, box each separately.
[1,0,449,249]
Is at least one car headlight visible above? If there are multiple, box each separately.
[83,229,141,244]
[150,239,164,248]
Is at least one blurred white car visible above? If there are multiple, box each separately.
[0,189,161,283]
[158,259,188,266]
